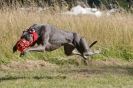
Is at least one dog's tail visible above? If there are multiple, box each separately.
[89,41,97,48]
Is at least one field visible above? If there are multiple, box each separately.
[0,8,133,88]
[0,59,133,88]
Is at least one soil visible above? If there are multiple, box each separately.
[0,60,58,70]
[0,59,132,71]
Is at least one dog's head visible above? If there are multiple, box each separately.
[21,28,35,41]
[13,28,38,53]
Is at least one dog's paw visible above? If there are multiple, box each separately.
[83,51,94,56]
[20,52,26,57]
[19,50,28,57]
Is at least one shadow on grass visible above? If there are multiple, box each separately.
[0,75,66,82]
[0,76,26,81]
[59,65,133,76]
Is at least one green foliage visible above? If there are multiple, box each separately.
[0,0,131,10]
[101,46,133,60]
[0,9,133,64]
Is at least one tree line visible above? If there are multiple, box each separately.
[0,0,132,10]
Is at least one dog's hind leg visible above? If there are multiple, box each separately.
[72,49,81,56]
[72,33,90,59]
[64,44,75,56]
[64,43,84,56]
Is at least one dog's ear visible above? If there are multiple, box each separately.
[13,44,17,53]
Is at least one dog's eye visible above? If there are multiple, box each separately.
[21,32,30,40]
[25,34,32,40]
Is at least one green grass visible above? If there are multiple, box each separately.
[0,5,133,88]
[0,4,133,88]
[0,60,133,88]
[0,9,133,63]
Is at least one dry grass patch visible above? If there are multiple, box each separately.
[0,9,133,62]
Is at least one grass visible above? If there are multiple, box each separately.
[0,59,133,88]
[0,4,133,88]
[1,8,133,63]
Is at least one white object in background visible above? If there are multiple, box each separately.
[63,5,102,17]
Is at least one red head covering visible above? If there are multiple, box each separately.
[16,31,38,53]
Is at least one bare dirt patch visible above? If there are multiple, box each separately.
[87,58,133,67]
[0,59,132,73]
[0,60,58,70]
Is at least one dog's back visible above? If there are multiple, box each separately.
[29,24,74,45]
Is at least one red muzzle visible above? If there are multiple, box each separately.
[16,31,38,53]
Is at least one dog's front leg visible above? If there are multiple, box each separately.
[20,45,46,57]
[27,45,47,52]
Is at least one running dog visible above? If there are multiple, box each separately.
[13,24,99,59]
